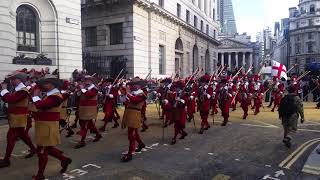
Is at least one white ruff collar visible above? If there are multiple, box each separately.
[132,89,143,95]
[47,88,60,96]
[15,82,26,92]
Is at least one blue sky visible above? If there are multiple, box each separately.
[232,0,297,39]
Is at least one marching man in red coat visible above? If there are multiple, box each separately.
[271,78,285,112]
[253,75,265,115]
[100,78,119,132]
[198,75,213,134]
[121,78,147,162]
[218,75,232,126]
[74,75,102,149]
[32,75,72,180]
[239,82,250,119]
[163,84,176,127]
[0,71,37,168]
[171,81,188,145]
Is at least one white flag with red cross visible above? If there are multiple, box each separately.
[271,60,288,80]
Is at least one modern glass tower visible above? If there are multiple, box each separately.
[217,0,237,36]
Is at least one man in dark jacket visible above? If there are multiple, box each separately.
[278,85,305,148]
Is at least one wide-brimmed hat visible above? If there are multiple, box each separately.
[38,74,63,88]
[61,80,69,90]
[199,74,211,83]
[6,71,28,80]
[103,78,114,83]
[161,78,172,84]
[84,75,96,83]
[127,77,146,86]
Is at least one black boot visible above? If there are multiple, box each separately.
[121,154,132,162]
[60,158,72,174]
[0,159,10,168]
[24,150,36,159]
[135,143,146,152]
[283,137,292,148]
[171,139,176,145]
[65,130,75,138]
[199,128,204,134]
[93,134,102,142]
[74,142,86,149]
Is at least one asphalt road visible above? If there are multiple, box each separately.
[0,103,319,180]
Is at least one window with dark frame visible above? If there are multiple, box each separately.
[201,20,204,32]
[16,5,38,52]
[194,15,198,28]
[159,45,165,75]
[308,32,314,39]
[206,24,209,34]
[213,8,215,20]
[159,0,164,8]
[110,23,123,45]
[177,3,181,18]
[186,10,190,24]
[307,42,313,53]
[85,27,97,47]
[310,5,315,13]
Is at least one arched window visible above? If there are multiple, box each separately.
[310,4,315,13]
[16,5,38,52]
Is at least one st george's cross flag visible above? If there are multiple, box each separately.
[271,60,288,80]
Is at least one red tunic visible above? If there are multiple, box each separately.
[34,95,63,122]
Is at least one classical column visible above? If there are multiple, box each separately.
[235,52,239,69]
[249,53,253,67]
[228,53,232,70]
[220,53,224,66]
[242,53,246,68]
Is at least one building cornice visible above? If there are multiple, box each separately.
[135,0,221,46]
[289,25,320,33]
[289,13,320,22]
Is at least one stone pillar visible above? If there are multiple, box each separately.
[235,52,239,69]
[228,53,231,70]
[242,53,246,68]
[221,53,224,66]
[249,53,253,67]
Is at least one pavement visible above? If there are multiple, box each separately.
[0,102,319,180]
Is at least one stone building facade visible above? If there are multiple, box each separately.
[0,0,82,79]
[217,38,254,72]
[289,0,320,73]
[81,0,220,78]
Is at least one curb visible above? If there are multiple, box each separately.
[302,144,320,175]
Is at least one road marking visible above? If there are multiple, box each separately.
[235,159,240,161]
[302,165,320,175]
[184,148,191,151]
[241,124,278,128]
[262,170,285,180]
[307,121,320,125]
[274,170,285,178]
[284,139,320,169]
[279,138,320,168]
[298,128,320,133]
[299,122,320,126]
[255,120,279,128]
[212,174,230,180]
[265,165,271,167]
[208,153,214,156]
